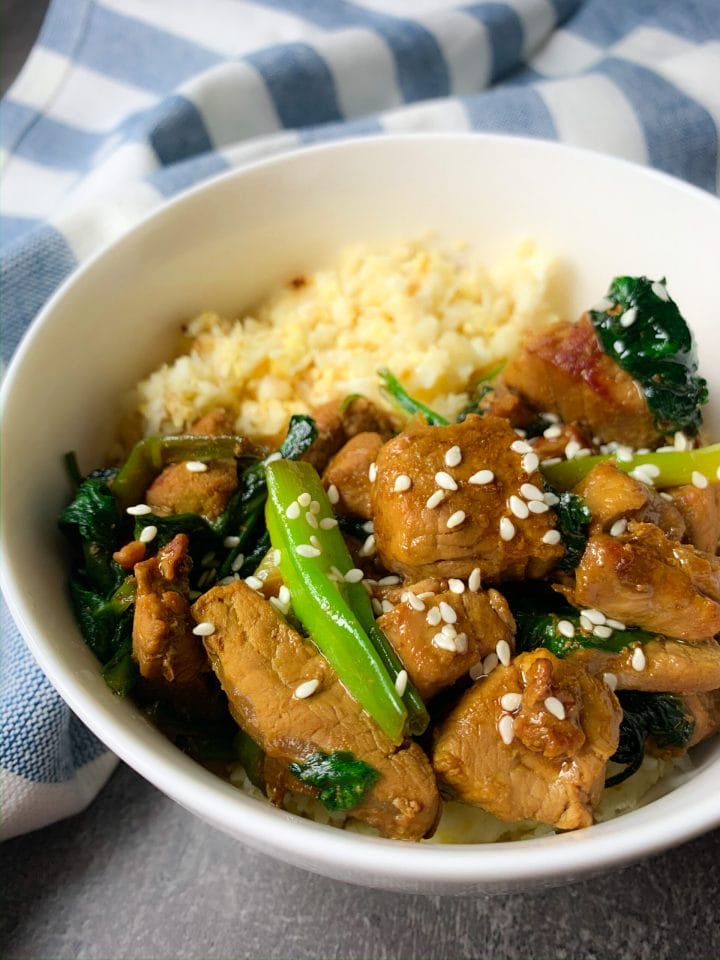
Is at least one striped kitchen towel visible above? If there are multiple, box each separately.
[1,0,719,838]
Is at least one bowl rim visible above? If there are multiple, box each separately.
[3,131,720,888]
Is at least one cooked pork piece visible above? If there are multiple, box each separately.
[502,314,661,448]
[304,396,400,472]
[529,421,596,464]
[377,580,515,700]
[193,580,440,840]
[574,461,685,539]
[683,690,720,748]
[669,482,720,554]
[132,534,208,685]
[322,432,385,519]
[432,649,621,829]
[145,409,239,521]
[569,637,720,693]
[371,415,564,583]
[473,383,537,428]
[567,521,720,641]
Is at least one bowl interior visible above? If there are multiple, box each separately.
[3,134,720,894]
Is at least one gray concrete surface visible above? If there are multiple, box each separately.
[2,761,720,959]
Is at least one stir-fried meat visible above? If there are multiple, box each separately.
[322,432,384,519]
[145,409,239,521]
[304,396,400,472]
[113,539,146,569]
[530,422,596,463]
[432,649,621,829]
[502,315,661,448]
[474,383,537,428]
[567,521,720,641]
[371,415,564,583]
[193,580,440,840]
[669,482,720,554]
[377,581,515,700]
[569,637,720,693]
[574,461,685,539]
[683,691,720,748]
[132,534,208,685]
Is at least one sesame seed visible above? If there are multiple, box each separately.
[284,501,300,520]
[309,535,321,549]
[579,615,593,632]
[514,429,527,438]
[439,601,457,624]
[444,445,462,468]
[416,591,435,600]
[256,569,269,581]
[542,412,561,424]
[426,607,442,627]
[278,585,291,605]
[381,599,394,613]
[305,511,319,529]
[245,575,263,590]
[631,647,647,671]
[371,598,383,616]
[269,596,290,615]
[231,553,245,572]
[297,492,312,507]
[509,495,529,520]
[395,670,408,697]
[192,622,215,637]
[520,482,544,500]
[185,460,208,473]
[565,439,581,460]
[499,517,516,541]
[319,517,338,530]
[308,500,320,515]
[483,652,499,675]
[603,672,618,691]
[575,448,592,459]
[344,568,364,583]
[610,518,628,537]
[378,575,401,586]
[448,578,465,594]
[511,439,532,454]
[522,452,539,474]
[368,462,377,482]
[468,568,482,592]
[327,484,339,505]
[496,639,511,666]
[441,623,457,639]
[469,661,485,680]
[294,678,320,700]
[651,280,669,301]
[659,491,674,501]
[542,529,561,545]
[362,520,375,533]
[426,489,446,509]
[527,499,549,514]
[543,425,562,439]
[581,608,606,625]
[296,544,321,558]
[544,491,560,506]
[454,632,469,654]
[639,463,660,478]
[139,525,157,544]
[674,432,690,451]
[218,576,236,586]
[435,471,458,491]
[593,624,613,639]
[541,457,562,467]
[405,591,425,611]
[620,306,637,327]
[359,534,376,557]
[613,340,624,353]
[446,510,466,529]
[433,633,457,653]
[329,566,344,582]
[629,466,655,486]
[469,469,494,485]
[692,470,709,489]
[223,535,241,548]
[126,503,152,516]
[500,692,522,712]
[394,474,412,492]
[498,714,515,745]
[606,618,626,631]
[544,696,566,720]
[557,619,575,638]
[264,452,282,465]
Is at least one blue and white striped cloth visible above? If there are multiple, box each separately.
[2,0,719,839]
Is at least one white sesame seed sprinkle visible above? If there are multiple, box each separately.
[498,714,515,745]
[581,608,606,625]
[448,578,465,594]
[610,518,628,537]
[483,652,499,675]
[522,452,540,474]
[269,596,290,615]
[296,544,321,558]
[606,618,626,631]
[631,646,647,671]
[139,525,157,544]
[435,471,458,491]
[309,500,321,515]
[231,553,245,572]
[613,340,624,353]
[520,483,544,500]
[381,599,394,613]
[496,639,511,666]
[344,568,364,583]
[620,306,637,328]
[629,466,655,486]
[469,469,494,485]
[359,534,376,557]
[446,510,466,529]
[309,535,321,549]
[603,672,618,691]
[500,692,522,712]
[454,632,468,654]
[368,462,377,482]
[394,474,412,492]
[441,623,457,639]
[297,492,312,507]
[557,619,575,638]
[426,606,442,627]
[692,470,709,489]
[528,499,550,514]
[544,696,566,720]
[319,517,338,530]
[395,670,408,697]
[543,491,560,506]
[468,568,482,592]
[223,535,241,548]
[565,440,581,460]
[285,501,301,520]
[651,280,669,301]
[371,598,383,616]
[593,624,613,639]
[509,495,529,520]
[362,520,375,534]
[192,622,215,637]
[511,439,532,455]
[327,484,339,505]
[305,511,319,529]
[185,460,208,473]
[542,529,561,545]
[294,678,320,700]
[543,425,562,439]
[218,576,237,586]
[469,661,485,680]
[378,575,401,586]
[674,432,690,452]
[416,592,435,600]
[444,445,462,468]
[433,633,458,653]
[426,489,446,509]
[499,517,516,542]
[126,503,152,516]
[245,575,263,590]
[439,601,457,624]
[541,457,562,467]
[278,585,291,605]
[405,591,425,612]
[579,615,593,632]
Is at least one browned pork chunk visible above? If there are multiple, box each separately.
[304,396,400,472]
[432,649,621,829]
[502,315,661,448]
[683,690,720,748]
[568,521,720,641]
[132,534,208,685]
[669,482,720,554]
[192,580,440,840]
[377,580,515,700]
[371,415,564,583]
[322,431,385,519]
[574,461,685,540]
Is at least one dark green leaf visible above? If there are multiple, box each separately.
[288,751,380,811]
[378,368,448,425]
[554,491,592,571]
[59,477,125,594]
[606,692,695,787]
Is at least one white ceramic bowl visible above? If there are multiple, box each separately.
[3,134,720,895]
